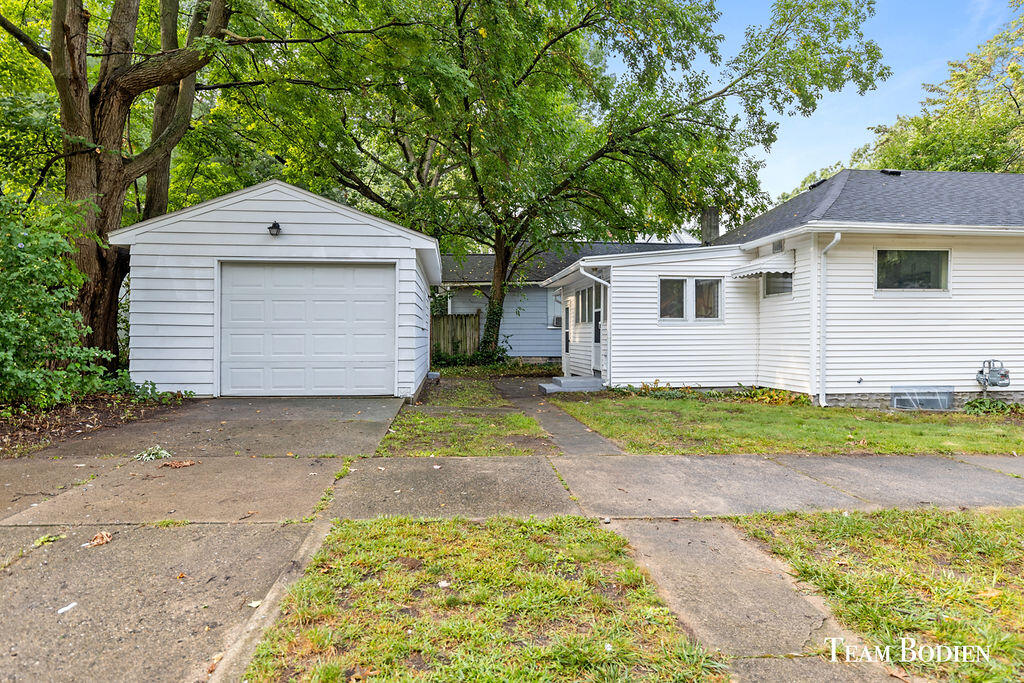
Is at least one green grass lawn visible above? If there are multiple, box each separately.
[551,395,1024,455]
[247,516,725,682]
[423,379,511,408]
[438,362,562,379]
[736,508,1024,681]
[377,409,556,457]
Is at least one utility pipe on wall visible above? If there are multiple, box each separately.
[818,232,842,406]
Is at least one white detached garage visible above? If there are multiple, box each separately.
[109,180,441,398]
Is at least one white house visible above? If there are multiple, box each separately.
[543,170,1024,408]
[108,180,441,399]
[441,244,683,360]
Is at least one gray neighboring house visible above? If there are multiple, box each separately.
[442,243,686,360]
[543,170,1024,408]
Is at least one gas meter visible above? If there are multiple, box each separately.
[976,360,1010,389]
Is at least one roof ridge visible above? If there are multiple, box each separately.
[807,169,850,221]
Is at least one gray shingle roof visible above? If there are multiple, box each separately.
[442,242,691,284]
[714,169,1024,246]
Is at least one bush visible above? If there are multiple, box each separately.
[612,381,812,406]
[431,344,510,367]
[0,200,110,407]
[963,397,1024,415]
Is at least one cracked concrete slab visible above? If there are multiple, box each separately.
[331,456,579,519]
[613,519,888,673]
[554,455,863,517]
[0,523,306,681]
[20,397,403,460]
[953,455,1024,478]
[730,657,895,682]
[774,455,1024,508]
[1,455,128,519]
[2,456,341,525]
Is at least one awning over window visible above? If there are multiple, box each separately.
[730,250,795,279]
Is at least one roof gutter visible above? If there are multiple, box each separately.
[818,232,842,407]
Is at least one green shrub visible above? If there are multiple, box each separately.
[963,397,1023,415]
[431,344,510,367]
[612,381,812,406]
[0,199,110,407]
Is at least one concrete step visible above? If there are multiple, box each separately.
[546,376,606,392]
[539,382,563,394]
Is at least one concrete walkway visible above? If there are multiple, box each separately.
[0,397,402,682]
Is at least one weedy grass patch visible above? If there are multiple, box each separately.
[552,395,1024,455]
[377,410,555,457]
[423,379,511,408]
[247,516,725,682]
[735,508,1024,681]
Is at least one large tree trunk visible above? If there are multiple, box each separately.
[0,0,229,364]
[480,238,513,353]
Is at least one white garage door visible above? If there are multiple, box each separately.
[220,262,396,396]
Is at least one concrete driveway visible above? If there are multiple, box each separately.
[0,397,402,681]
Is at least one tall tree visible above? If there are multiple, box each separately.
[0,0,231,359]
[780,0,1023,201]
[177,0,888,351]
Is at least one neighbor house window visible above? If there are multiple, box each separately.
[764,272,793,297]
[659,278,686,319]
[694,279,721,319]
[877,250,949,290]
[547,289,561,328]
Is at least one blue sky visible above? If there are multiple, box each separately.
[715,0,1017,199]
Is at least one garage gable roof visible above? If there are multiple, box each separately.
[108,180,442,282]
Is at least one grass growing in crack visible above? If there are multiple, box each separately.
[423,379,511,408]
[437,362,561,379]
[150,519,191,528]
[377,410,555,457]
[552,395,1024,455]
[735,508,1024,681]
[246,516,725,682]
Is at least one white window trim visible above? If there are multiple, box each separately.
[546,288,561,329]
[763,271,794,299]
[873,247,952,296]
[657,276,725,324]
[693,277,724,322]
[658,276,687,322]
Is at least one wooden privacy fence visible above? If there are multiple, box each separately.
[431,312,481,356]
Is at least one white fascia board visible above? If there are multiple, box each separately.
[108,179,440,253]
[739,221,1024,251]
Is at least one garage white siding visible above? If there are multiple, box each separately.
[113,181,440,398]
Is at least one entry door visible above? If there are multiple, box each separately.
[220,262,395,396]
[592,285,603,374]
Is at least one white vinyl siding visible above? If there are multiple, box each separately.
[119,183,437,397]
[447,285,561,358]
[756,235,813,393]
[822,233,1024,395]
[607,249,757,387]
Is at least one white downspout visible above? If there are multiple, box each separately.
[818,232,842,406]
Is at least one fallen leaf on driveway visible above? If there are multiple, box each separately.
[158,460,196,469]
[247,600,262,608]
[85,531,112,548]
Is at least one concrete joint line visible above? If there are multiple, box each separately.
[207,515,335,682]
[765,456,878,506]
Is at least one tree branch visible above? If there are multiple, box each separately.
[0,12,51,67]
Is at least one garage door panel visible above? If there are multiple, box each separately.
[228,300,264,322]
[270,334,306,356]
[220,263,395,396]
[227,333,264,356]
